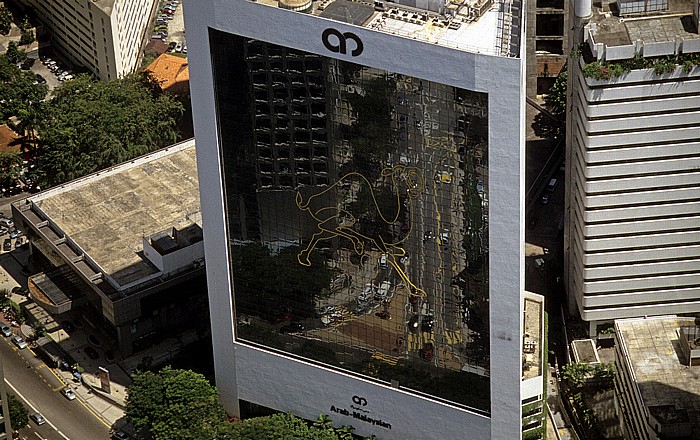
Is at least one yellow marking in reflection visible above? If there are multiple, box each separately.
[296,165,428,299]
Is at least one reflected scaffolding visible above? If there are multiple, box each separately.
[211,29,491,411]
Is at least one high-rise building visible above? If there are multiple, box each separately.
[565,0,700,335]
[525,0,569,97]
[12,0,157,80]
[186,0,537,437]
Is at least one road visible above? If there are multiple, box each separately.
[1,335,110,439]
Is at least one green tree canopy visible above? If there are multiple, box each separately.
[0,54,47,124]
[38,71,183,187]
[8,394,28,430]
[0,7,12,36]
[125,367,228,440]
[5,41,26,65]
[545,69,567,117]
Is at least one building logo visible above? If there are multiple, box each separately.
[322,28,363,56]
[352,395,367,407]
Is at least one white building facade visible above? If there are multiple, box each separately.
[14,0,157,80]
[565,0,700,335]
[185,0,533,437]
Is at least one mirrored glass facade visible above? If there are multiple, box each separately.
[210,29,491,411]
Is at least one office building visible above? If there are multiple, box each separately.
[565,0,700,335]
[525,0,569,96]
[614,316,700,440]
[186,0,535,437]
[12,139,205,356]
[11,0,157,80]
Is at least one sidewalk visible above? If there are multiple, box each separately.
[0,251,129,429]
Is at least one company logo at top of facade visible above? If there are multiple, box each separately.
[322,28,363,56]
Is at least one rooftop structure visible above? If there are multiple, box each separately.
[145,54,190,97]
[253,0,523,56]
[12,139,204,355]
[614,316,700,439]
[582,0,700,60]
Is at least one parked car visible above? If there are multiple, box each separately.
[0,218,13,228]
[0,325,11,337]
[9,229,22,239]
[175,42,183,53]
[111,430,133,440]
[279,322,304,334]
[3,240,11,252]
[60,386,77,400]
[30,413,46,425]
[182,45,187,54]
[0,227,7,236]
[11,335,27,349]
[167,42,177,52]
[35,73,47,84]
[541,193,550,204]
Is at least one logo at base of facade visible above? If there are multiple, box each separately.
[322,28,363,56]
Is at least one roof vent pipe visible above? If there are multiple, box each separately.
[575,0,592,18]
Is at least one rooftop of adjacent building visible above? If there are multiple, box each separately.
[615,316,700,428]
[257,0,522,56]
[145,53,190,96]
[583,0,700,58]
[14,139,200,290]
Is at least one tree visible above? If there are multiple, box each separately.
[38,72,183,187]
[8,394,28,430]
[20,30,34,46]
[226,413,340,440]
[0,151,23,188]
[125,367,229,440]
[5,42,26,65]
[545,69,567,117]
[0,7,12,36]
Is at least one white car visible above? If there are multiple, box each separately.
[60,386,77,400]
[11,335,27,349]
[175,42,183,53]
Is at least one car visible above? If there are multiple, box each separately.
[408,314,420,332]
[9,229,22,239]
[182,45,187,54]
[154,25,168,31]
[0,325,11,337]
[535,257,546,271]
[60,386,76,400]
[423,230,435,242]
[434,170,452,184]
[421,316,434,332]
[0,227,7,236]
[167,42,177,52]
[541,194,550,204]
[175,42,183,52]
[3,240,11,252]
[439,230,449,245]
[30,412,46,425]
[0,218,13,228]
[111,430,133,440]
[35,73,47,84]
[279,322,304,334]
[11,336,27,349]
[358,284,374,302]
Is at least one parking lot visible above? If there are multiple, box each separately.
[154,1,186,54]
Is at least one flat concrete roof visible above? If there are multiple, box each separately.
[589,0,697,47]
[257,0,521,56]
[26,139,200,288]
[616,316,700,431]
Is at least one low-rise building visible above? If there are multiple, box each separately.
[12,139,205,356]
[614,316,700,440]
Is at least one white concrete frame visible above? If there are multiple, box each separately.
[185,0,527,438]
